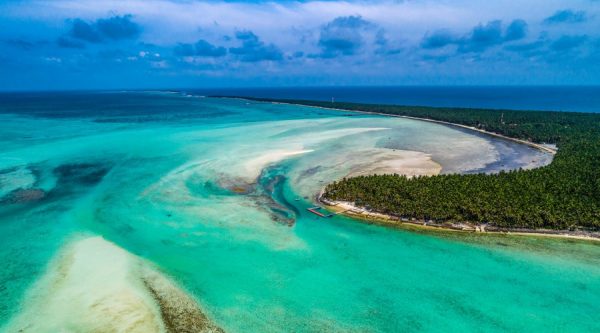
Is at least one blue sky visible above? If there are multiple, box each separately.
[1,0,599,90]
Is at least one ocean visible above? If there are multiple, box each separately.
[190,86,600,113]
[0,91,599,332]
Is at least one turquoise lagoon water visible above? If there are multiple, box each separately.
[0,92,599,332]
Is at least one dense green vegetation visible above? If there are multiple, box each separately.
[241,97,600,230]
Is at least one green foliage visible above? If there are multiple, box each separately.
[243,97,600,230]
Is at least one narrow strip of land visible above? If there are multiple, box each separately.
[319,194,600,242]
[267,100,557,155]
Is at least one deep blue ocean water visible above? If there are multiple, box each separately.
[189,86,600,113]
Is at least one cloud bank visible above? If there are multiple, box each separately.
[0,0,599,89]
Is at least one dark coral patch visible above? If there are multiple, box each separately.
[53,163,110,186]
[1,188,46,204]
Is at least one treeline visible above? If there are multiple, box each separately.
[237,97,600,230]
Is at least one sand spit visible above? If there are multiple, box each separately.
[3,236,223,333]
[346,149,441,178]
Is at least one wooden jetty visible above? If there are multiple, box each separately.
[306,206,348,218]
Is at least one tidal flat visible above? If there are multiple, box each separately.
[0,92,598,332]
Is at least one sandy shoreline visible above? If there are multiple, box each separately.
[319,196,600,242]
[220,97,599,242]
[226,97,558,155]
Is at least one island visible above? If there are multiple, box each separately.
[229,97,600,236]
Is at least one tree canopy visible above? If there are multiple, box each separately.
[239,97,600,230]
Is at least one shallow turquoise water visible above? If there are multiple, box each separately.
[0,92,598,332]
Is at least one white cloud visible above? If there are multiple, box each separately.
[3,0,598,48]
[1,0,599,87]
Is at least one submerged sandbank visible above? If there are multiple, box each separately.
[3,236,223,333]
[244,98,558,156]
[241,149,313,183]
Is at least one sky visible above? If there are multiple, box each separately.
[0,0,599,90]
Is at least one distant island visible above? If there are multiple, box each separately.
[227,96,600,235]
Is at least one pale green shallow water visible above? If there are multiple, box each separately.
[0,92,598,332]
